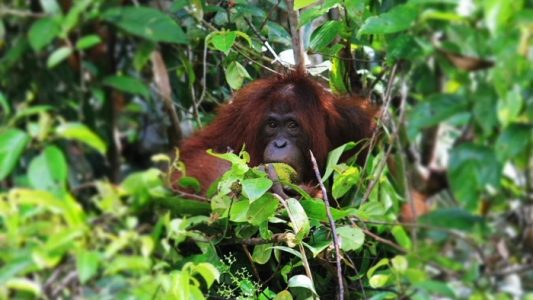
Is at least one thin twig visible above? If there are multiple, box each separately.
[242,244,262,282]
[360,69,406,206]
[286,0,305,66]
[362,228,405,253]
[354,63,398,198]
[310,150,344,300]
[0,6,46,17]
[258,0,282,31]
[175,190,210,202]
[151,50,183,145]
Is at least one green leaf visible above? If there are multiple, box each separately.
[497,85,523,126]
[209,31,237,55]
[413,280,455,298]
[76,251,101,284]
[294,0,318,10]
[309,20,340,51]
[192,262,220,288]
[330,54,348,94]
[287,275,317,295]
[332,166,360,199]
[358,4,418,35]
[391,255,408,273]
[274,290,294,300]
[391,225,412,250]
[47,46,72,68]
[337,226,365,251]
[419,208,485,232]
[105,255,151,274]
[252,243,273,264]
[367,258,389,278]
[75,35,102,50]
[56,123,107,154]
[224,61,251,90]
[28,17,60,51]
[495,123,531,161]
[448,144,501,210]
[247,194,279,225]
[286,198,310,240]
[102,7,187,44]
[28,146,68,195]
[322,142,356,181]
[102,75,149,97]
[229,199,250,222]
[242,177,273,202]
[5,278,41,297]
[0,129,30,181]
[369,274,390,288]
[407,94,468,140]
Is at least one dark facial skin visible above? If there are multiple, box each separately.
[262,112,306,180]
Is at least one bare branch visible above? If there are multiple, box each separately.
[310,150,344,300]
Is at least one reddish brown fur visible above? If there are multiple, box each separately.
[174,69,376,193]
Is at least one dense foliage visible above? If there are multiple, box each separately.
[1,0,532,299]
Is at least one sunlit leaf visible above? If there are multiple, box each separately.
[0,129,30,181]
[56,123,107,154]
[28,17,60,51]
[102,7,187,44]
[359,4,418,35]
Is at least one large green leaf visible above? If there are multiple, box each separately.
[358,4,418,35]
[337,226,365,251]
[407,94,469,140]
[28,17,60,51]
[0,129,30,181]
[209,31,237,55]
[242,177,273,202]
[102,6,187,44]
[419,208,485,232]
[309,20,340,51]
[495,123,532,161]
[247,194,278,225]
[56,123,107,154]
[448,144,502,210]
[28,145,68,195]
[102,75,149,98]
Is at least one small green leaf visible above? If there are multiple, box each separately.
[102,7,187,44]
[75,35,102,50]
[193,263,220,288]
[252,243,273,264]
[102,75,149,97]
[359,4,418,35]
[56,123,107,154]
[309,20,340,51]
[286,198,310,240]
[76,251,101,284]
[337,226,364,251]
[391,255,408,273]
[274,290,294,300]
[369,274,390,288]
[224,61,251,90]
[242,177,273,202]
[332,166,360,199]
[294,0,318,10]
[47,46,73,68]
[210,31,237,55]
[0,129,30,181]
[28,17,60,51]
[5,278,42,297]
[322,142,356,181]
[391,225,412,250]
[288,275,317,295]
